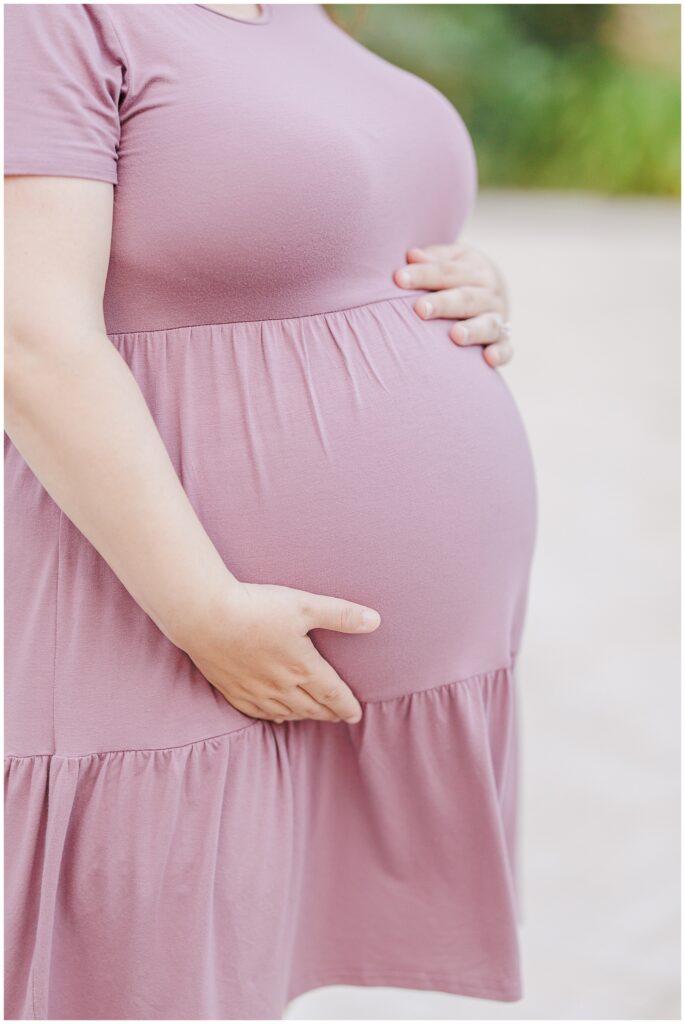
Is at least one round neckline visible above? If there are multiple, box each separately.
[194,4,272,25]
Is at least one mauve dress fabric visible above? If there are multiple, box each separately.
[4,3,538,1019]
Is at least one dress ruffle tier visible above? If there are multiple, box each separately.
[5,663,523,1020]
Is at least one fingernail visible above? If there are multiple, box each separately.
[420,300,434,318]
[455,326,469,344]
[489,348,500,365]
[361,609,381,628]
[396,269,411,287]
[345,712,362,724]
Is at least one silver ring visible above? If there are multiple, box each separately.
[500,319,512,339]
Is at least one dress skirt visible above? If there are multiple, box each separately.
[5,293,537,1018]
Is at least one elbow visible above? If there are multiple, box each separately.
[5,329,28,395]
[5,328,38,393]
[4,331,34,428]
[3,325,59,425]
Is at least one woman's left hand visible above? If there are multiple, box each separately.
[393,242,513,367]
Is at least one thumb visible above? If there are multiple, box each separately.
[304,594,381,634]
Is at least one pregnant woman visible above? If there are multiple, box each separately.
[5,3,538,1019]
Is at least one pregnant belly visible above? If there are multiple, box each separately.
[119,293,538,706]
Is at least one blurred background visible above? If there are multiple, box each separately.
[329,2,680,195]
[286,3,681,1021]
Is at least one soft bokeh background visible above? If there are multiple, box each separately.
[330,2,680,195]
[286,4,681,1020]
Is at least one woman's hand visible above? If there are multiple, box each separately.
[393,242,514,367]
[177,579,381,725]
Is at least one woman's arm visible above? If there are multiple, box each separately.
[5,174,378,724]
[5,175,236,646]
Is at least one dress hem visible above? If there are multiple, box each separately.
[5,658,523,1019]
[285,967,523,1006]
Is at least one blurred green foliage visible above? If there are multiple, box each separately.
[328,4,680,195]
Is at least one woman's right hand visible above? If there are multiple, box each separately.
[177,580,381,724]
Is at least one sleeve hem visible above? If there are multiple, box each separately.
[4,164,117,186]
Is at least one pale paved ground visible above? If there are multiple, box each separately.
[285,189,680,1020]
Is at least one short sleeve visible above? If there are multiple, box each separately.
[4,4,125,185]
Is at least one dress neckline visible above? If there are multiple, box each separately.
[194,4,272,25]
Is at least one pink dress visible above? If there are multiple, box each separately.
[4,4,538,1019]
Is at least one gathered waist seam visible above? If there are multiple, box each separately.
[105,289,428,338]
[5,659,516,761]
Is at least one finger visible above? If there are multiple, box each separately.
[415,286,501,322]
[449,312,509,346]
[229,696,279,721]
[406,242,466,263]
[298,591,381,634]
[395,258,467,291]
[287,686,342,721]
[270,633,363,721]
[249,656,341,721]
[298,647,363,723]
[260,696,303,722]
[226,691,313,724]
[405,248,433,263]
[255,686,339,723]
[483,340,514,368]
[395,258,495,293]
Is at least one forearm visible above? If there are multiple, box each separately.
[5,327,240,650]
